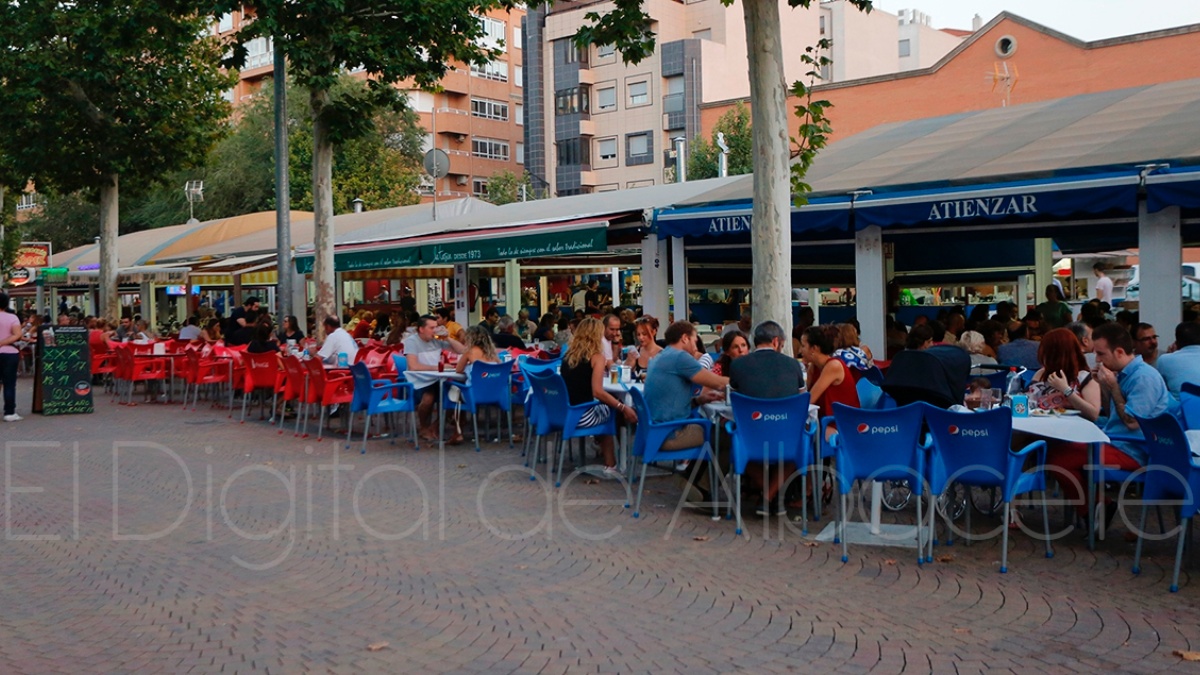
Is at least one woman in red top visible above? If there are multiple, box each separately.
[351,311,374,340]
[800,325,860,431]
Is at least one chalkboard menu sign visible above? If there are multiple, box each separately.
[33,325,95,415]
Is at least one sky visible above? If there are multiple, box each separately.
[870,0,1200,40]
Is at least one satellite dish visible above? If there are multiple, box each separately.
[423,149,450,178]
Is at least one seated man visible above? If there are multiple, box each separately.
[1155,321,1200,399]
[728,320,807,514]
[997,321,1041,371]
[312,316,358,365]
[177,316,202,341]
[404,315,466,440]
[1045,322,1171,533]
[491,315,527,350]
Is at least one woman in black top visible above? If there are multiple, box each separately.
[560,318,637,477]
[531,313,556,342]
[277,315,305,344]
[246,321,280,354]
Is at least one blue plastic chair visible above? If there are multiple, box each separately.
[1180,382,1200,430]
[347,363,416,454]
[627,387,715,518]
[829,402,928,564]
[446,360,514,452]
[922,404,1051,572]
[1131,412,1200,592]
[524,370,616,487]
[517,357,562,467]
[726,392,815,535]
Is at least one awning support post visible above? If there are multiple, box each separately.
[504,259,522,317]
[1138,203,1182,334]
[641,234,669,321]
[1034,238,1054,306]
[854,225,886,359]
[671,236,688,322]
[453,263,469,328]
[809,287,821,325]
[610,267,621,310]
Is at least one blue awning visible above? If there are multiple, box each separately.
[1145,166,1200,212]
[653,195,852,238]
[852,172,1141,229]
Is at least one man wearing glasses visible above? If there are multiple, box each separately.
[1133,322,1160,368]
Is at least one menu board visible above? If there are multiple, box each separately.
[33,326,95,415]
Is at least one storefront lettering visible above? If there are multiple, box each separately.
[928,195,1037,221]
[707,215,751,234]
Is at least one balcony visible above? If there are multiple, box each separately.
[441,68,471,95]
[577,68,594,86]
[663,93,686,130]
[434,107,472,137]
[579,170,599,187]
[578,118,596,137]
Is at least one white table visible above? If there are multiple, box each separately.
[601,381,643,473]
[403,370,467,453]
[1187,430,1200,455]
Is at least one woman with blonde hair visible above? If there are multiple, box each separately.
[958,330,998,375]
[562,317,637,477]
[455,325,500,373]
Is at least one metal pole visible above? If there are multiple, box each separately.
[273,38,293,320]
[0,186,5,288]
[431,103,439,221]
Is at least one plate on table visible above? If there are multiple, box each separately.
[1057,409,1082,416]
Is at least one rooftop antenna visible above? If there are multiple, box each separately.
[988,61,1019,107]
[184,180,204,224]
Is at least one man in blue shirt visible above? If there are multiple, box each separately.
[645,321,727,429]
[997,321,1041,371]
[1155,321,1200,399]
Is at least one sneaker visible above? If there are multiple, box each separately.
[3,414,22,422]
[329,404,340,415]
[675,460,691,473]
[601,466,623,480]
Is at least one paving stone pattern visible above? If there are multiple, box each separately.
[2,380,1199,673]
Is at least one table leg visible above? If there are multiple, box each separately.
[870,481,883,535]
[438,379,446,454]
[1087,441,1097,551]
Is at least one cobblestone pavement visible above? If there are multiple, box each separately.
[2,378,1199,674]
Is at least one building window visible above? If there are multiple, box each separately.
[471,97,509,121]
[516,142,525,164]
[898,39,911,58]
[628,80,649,107]
[626,132,653,166]
[819,15,825,35]
[597,43,615,59]
[471,59,508,82]
[217,13,233,33]
[245,37,274,69]
[597,137,617,161]
[514,65,523,87]
[472,177,489,198]
[515,103,524,125]
[554,86,590,115]
[478,16,506,52]
[15,192,39,211]
[556,138,591,167]
[560,39,586,64]
[596,85,616,112]
[472,137,509,161]
[513,25,523,50]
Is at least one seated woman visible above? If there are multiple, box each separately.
[710,329,748,377]
[200,318,223,342]
[133,319,157,342]
[800,325,860,434]
[560,318,637,478]
[447,326,502,444]
[277,315,305,345]
[1028,328,1100,420]
[958,330,998,375]
[532,314,556,343]
[832,322,873,377]
[245,321,280,354]
[623,315,663,380]
[352,311,374,340]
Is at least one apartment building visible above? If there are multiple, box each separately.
[214,7,528,203]
[522,0,963,196]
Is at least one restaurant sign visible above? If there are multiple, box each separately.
[15,242,52,268]
[294,245,421,274]
[423,226,608,264]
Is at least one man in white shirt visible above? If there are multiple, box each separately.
[404,315,466,440]
[314,317,358,365]
[601,313,622,365]
[1093,264,1114,304]
[570,284,588,314]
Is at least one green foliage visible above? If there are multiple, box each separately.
[484,170,538,205]
[17,192,101,253]
[1,209,20,281]
[789,38,838,203]
[687,103,754,181]
[0,1,234,195]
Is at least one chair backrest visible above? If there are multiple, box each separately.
[830,402,926,490]
[729,391,813,469]
[243,352,280,390]
[349,362,375,411]
[281,355,307,398]
[1181,382,1200,430]
[922,404,1016,492]
[881,349,966,408]
[302,357,327,390]
[525,370,569,434]
[467,360,512,404]
[1133,412,1199,513]
[856,378,886,410]
[392,353,408,376]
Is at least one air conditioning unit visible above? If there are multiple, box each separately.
[455,175,469,186]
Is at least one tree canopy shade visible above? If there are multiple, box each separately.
[0,1,234,318]
[688,103,753,180]
[217,0,519,334]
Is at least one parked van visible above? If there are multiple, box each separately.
[1123,263,1200,303]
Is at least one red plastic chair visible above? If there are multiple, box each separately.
[299,358,354,440]
[90,341,119,385]
[183,350,234,412]
[239,352,282,423]
[115,346,169,406]
[278,355,309,436]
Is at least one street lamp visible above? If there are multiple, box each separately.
[184,180,204,224]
